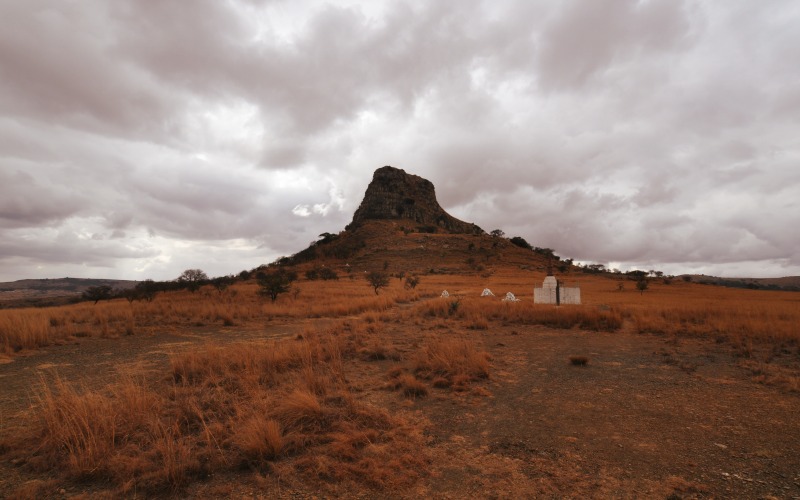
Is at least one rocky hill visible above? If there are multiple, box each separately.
[283,166,554,274]
[348,166,483,235]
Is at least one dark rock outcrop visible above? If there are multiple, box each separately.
[349,166,483,234]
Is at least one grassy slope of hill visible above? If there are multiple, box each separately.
[284,219,556,275]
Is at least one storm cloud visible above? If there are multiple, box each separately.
[1,0,798,281]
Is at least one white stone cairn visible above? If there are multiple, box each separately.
[502,292,520,302]
[441,290,450,297]
[481,288,494,297]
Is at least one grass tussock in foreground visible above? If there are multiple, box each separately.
[386,337,492,395]
[4,326,427,497]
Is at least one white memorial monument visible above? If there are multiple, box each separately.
[534,265,580,305]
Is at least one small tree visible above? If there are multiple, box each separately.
[318,232,336,243]
[257,271,295,303]
[404,275,420,289]
[83,285,113,305]
[366,271,390,295]
[627,270,647,281]
[211,275,235,294]
[177,269,208,293]
[122,288,139,304]
[636,279,649,295]
[134,279,159,302]
[490,229,505,238]
[509,236,532,250]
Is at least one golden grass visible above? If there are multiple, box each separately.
[414,271,800,346]
[4,270,798,358]
[3,265,799,496]
[0,310,54,353]
[0,280,419,355]
[411,296,624,332]
[234,416,283,461]
[5,326,426,496]
[413,338,491,382]
[382,335,492,394]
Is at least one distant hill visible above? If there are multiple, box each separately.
[0,278,138,307]
[683,274,800,291]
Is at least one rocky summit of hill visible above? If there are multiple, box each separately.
[348,166,483,235]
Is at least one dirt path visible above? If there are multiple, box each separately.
[405,325,800,498]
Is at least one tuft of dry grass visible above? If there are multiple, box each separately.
[390,339,490,395]
[274,389,325,432]
[234,416,284,461]
[0,310,52,353]
[397,374,428,398]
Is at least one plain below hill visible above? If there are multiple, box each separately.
[684,274,800,291]
[0,278,138,308]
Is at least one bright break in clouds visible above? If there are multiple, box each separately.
[1,0,799,281]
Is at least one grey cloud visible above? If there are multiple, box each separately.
[0,229,160,267]
[536,0,691,90]
[0,168,85,228]
[0,2,179,140]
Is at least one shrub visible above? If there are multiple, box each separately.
[509,236,532,250]
[569,356,589,366]
[404,275,420,289]
[319,268,339,281]
[366,271,390,295]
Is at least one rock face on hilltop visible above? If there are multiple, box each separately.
[349,166,483,234]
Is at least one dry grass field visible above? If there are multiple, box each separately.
[1,265,799,498]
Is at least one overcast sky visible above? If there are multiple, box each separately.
[1,0,799,282]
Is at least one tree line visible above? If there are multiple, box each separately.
[81,265,423,306]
